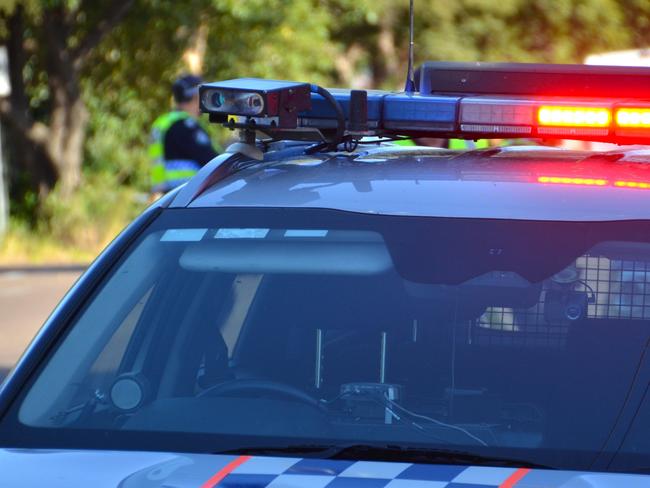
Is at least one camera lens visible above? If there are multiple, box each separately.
[565,305,582,320]
[211,91,224,108]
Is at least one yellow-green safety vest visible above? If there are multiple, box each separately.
[149,111,201,192]
[393,139,417,147]
[448,139,490,150]
[393,139,490,149]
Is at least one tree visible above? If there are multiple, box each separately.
[0,0,135,199]
[323,0,636,89]
[2,0,649,213]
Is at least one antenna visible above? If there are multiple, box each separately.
[404,0,416,93]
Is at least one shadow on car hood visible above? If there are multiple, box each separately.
[0,449,648,487]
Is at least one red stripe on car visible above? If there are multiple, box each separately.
[500,468,531,488]
[200,455,252,488]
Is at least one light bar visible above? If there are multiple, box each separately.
[418,62,650,98]
[538,176,650,190]
[538,106,610,127]
[459,97,534,135]
[458,98,614,137]
[612,104,650,141]
[204,63,650,144]
[616,108,650,128]
[382,94,457,132]
[614,180,650,189]
[299,89,384,130]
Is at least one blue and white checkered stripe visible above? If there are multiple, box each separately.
[213,456,531,488]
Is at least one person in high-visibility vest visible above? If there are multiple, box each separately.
[447,138,490,150]
[393,138,488,149]
[149,74,219,194]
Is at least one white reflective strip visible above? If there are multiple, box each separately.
[461,124,532,134]
[460,99,535,125]
[215,228,270,239]
[538,127,608,136]
[284,229,329,237]
[161,229,207,242]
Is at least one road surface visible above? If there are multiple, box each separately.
[0,267,82,381]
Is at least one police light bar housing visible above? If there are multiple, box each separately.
[299,89,385,131]
[417,62,650,98]
[200,78,311,128]
[203,63,650,146]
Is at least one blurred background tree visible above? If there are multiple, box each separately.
[0,0,135,200]
[0,0,648,262]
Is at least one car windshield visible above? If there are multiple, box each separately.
[3,207,650,473]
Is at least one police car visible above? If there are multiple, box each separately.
[1,62,650,487]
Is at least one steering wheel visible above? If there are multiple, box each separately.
[198,378,327,413]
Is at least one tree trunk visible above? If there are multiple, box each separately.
[2,6,57,198]
[42,4,89,198]
[47,85,88,198]
[183,21,209,74]
[2,0,133,202]
[334,44,371,88]
[371,7,399,88]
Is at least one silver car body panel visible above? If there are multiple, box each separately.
[1,449,648,487]
[186,146,650,222]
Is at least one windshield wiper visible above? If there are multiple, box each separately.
[50,388,107,425]
[218,443,553,469]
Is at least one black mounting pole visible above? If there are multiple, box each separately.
[404,0,416,93]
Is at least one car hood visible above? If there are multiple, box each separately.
[0,449,648,487]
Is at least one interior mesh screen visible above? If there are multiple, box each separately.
[471,254,650,347]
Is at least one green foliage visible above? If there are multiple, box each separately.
[38,172,146,249]
[203,0,335,85]
[0,171,146,264]
[86,0,206,117]
[83,85,151,190]
[3,0,650,262]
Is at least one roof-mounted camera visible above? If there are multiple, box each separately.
[199,78,311,129]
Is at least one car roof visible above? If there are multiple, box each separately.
[181,145,650,222]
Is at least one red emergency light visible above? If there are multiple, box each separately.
[615,109,650,128]
[422,63,650,143]
[538,106,610,128]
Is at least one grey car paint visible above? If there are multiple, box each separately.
[1,449,650,487]
[187,146,650,221]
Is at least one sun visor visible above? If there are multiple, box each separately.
[179,230,393,275]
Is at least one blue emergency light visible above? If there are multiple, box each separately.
[200,62,650,146]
